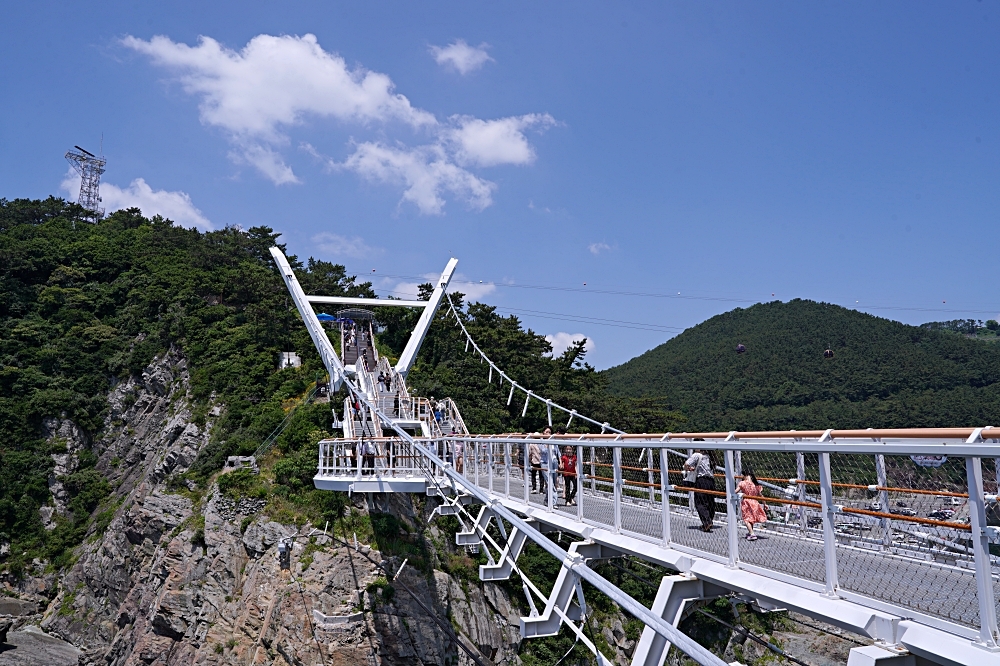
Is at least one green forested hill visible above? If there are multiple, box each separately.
[603,299,1000,431]
[0,196,676,577]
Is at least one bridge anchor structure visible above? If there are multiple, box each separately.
[270,246,1000,666]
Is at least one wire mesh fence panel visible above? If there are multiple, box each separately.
[580,445,616,530]
[655,449,729,561]
[618,446,663,542]
[829,453,982,627]
[734,451,827,585]
[491,442,509,496]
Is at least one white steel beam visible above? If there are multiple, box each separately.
[395,257,458,378]
[270,248,347,391]
[305,295,428,308]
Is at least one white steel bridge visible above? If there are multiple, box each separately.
[270,248,1000,666]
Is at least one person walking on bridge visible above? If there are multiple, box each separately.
[738,466,767,541]
[684,449,717,531]
[561,446,578,505]
[528,439,544,493]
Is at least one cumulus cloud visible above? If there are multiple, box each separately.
[429,39,493,74]
[385,273,496,301]
[588,242,612,255]
[123,33,434,184]
[545,333,595,358]
[311,232,381,259]
[449,114,556,167]
[122,34,434,136]
[62,170,212,230]
[124,32,556,211]
[341,142,495,215]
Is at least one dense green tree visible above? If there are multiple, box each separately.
[0,197,372,574]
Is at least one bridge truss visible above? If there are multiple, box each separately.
[271,247,1000,666]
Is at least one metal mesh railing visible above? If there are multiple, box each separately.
[316,431,1000,635]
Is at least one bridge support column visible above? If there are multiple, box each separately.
[966,454,1000,648]
[818,449,840,597]
[577,443,585,522]
[846,645,917,666]
[629,574,726,666]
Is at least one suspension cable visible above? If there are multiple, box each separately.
[444,292,623,434]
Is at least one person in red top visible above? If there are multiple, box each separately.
[561,446,578,506]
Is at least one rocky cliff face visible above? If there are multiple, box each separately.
[1,351,524,666]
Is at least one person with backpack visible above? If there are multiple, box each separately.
[684,448,717,531]
[528,439,543,492]
[362,438,376,473]
[738,466,767,541]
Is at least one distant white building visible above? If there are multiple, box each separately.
[278,352,301,369]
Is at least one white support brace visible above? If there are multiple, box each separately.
[630,575,727,666]
[480,527,528,581]
[305,295,428,308]
[395,258,458,377]
[521,543,590,637]
[457,505,495,546]
[269,247,348,391]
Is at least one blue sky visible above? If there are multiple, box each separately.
[2,2,998,369]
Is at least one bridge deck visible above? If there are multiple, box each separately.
[473,473,987,631]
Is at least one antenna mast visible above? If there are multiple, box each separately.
[64,145,106,221]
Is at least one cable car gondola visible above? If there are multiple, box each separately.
[736,344,746,354]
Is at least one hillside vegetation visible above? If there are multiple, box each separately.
[0,196,673,578]
[603,300,1000,431]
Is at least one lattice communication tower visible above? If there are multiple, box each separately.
[65,145,106,221]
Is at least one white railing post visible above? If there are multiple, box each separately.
[796,451,807,533]
[524,440,530,504]
[966,455,1000,647]
[818,450,840,597]
[646,448,655,504]
[613,446,622,533]
[547,443,555,511]
[488,439,494,492]
[590,446,596,492]
[687,448,696,515]
[724,450,740,568]
[474,439,480,487]
[505,441,511,498]
[660,447,671,546]
[577,442,585,522]
[875,454,890,548]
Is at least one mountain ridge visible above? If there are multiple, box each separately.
[602,299,1000,431]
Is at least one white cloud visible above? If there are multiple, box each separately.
[429,39,493,74]
[123,33,435,184]
[588,242,611,255]
[545,333,595,358]
[231,142,299,185]
[449,113,556,167]
[311,232,380,259]
[341,142,495,215]
[123,34,434,136]
[385,272,495,301]
[125,32,556,210]
[61,170,212,230]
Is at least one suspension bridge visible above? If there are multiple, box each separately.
[270,248,1000,666]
